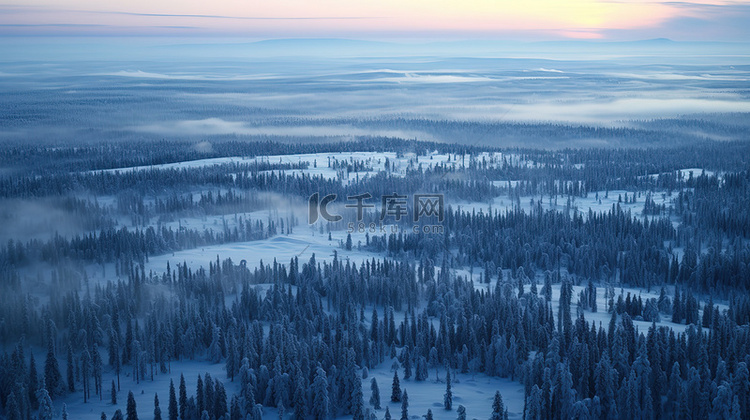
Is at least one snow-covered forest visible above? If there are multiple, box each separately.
[2,37,750,420]
[1,136,750,420]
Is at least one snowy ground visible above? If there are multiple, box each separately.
[82,225,383,286]
[88,151,539,185]
[646,167,718,181]
[49,353,524,420]
[53,355,240,420]
[366,367,524,420]
[455,188,676,222]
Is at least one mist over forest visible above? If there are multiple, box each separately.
[2,38,749,149]
[1,37,750,420]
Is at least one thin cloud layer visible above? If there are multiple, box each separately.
[0,0,749,39]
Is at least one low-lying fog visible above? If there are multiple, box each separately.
[1,37,749,147]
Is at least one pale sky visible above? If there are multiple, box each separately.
[1,0,749,40]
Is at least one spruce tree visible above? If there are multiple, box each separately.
[154,393,162,420]
[44,333,63,396]
[444,369,452,410]
[203,374,214,417]
[352,377,364,420]
[456,405,466,420]
[400,389,408,420]
[491,391,504,420]
[294,375,307,419]
[28,352,39,408]
[196,375,204,415]
[370,377,381,409]
[126,391,138,420]
[214,380,228,419]
[169,380,178,420]
[67,342,75,393]
[230,396,241,420]
[93,347,103,400]
[82,348,91,403]
[179,374,187,420]
[391,371,401,402]
[6,392,21,420]
[526,385,542,420]
[311,367,329,420]
[36,386,53,420]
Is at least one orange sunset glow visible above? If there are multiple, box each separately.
[1,0,749,39]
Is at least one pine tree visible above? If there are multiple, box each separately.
[169,379,178,420]
[208,326,223,364]
[400,389,408,420]
[82,348,91,402]
[67,342,75,393]
[154,393,162,420]
[456,405,466,420]
[226,332,238,382]
[62,403,69,420]
[93,347,103,400]
[571,400,589,419]
[251,404,263,420]
[230,396,241,420]
[678,382,690,420]
[526,385,542,420]
[196,375,204,415]
[384,406,391,420]
[542,273,552,301]
[711,383,736,420]
[28,352,39,408]
[444,369,452,410]
[623,371,638,420]
[370,377,381,409]
[112,410,124,420]
[733,362,749,419]
[402,348,412,380]
[429,347,439,380]
[312,367,329,420]
[5,392,21,420]
[672,288,683,323]
[36,386,54,420]
[204,375,216,417]
[111,380,118,405]
[179,374,187,420]
[491,391,505,420]
[425,409,433,420]
[110,327,122,391]
[44,331,63,396]
[214,380,228,419]
[127,391,139,420]
[391,371,401,402]
[294,374,307,419]
[595,354,617,416]
[353,377,364,420]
